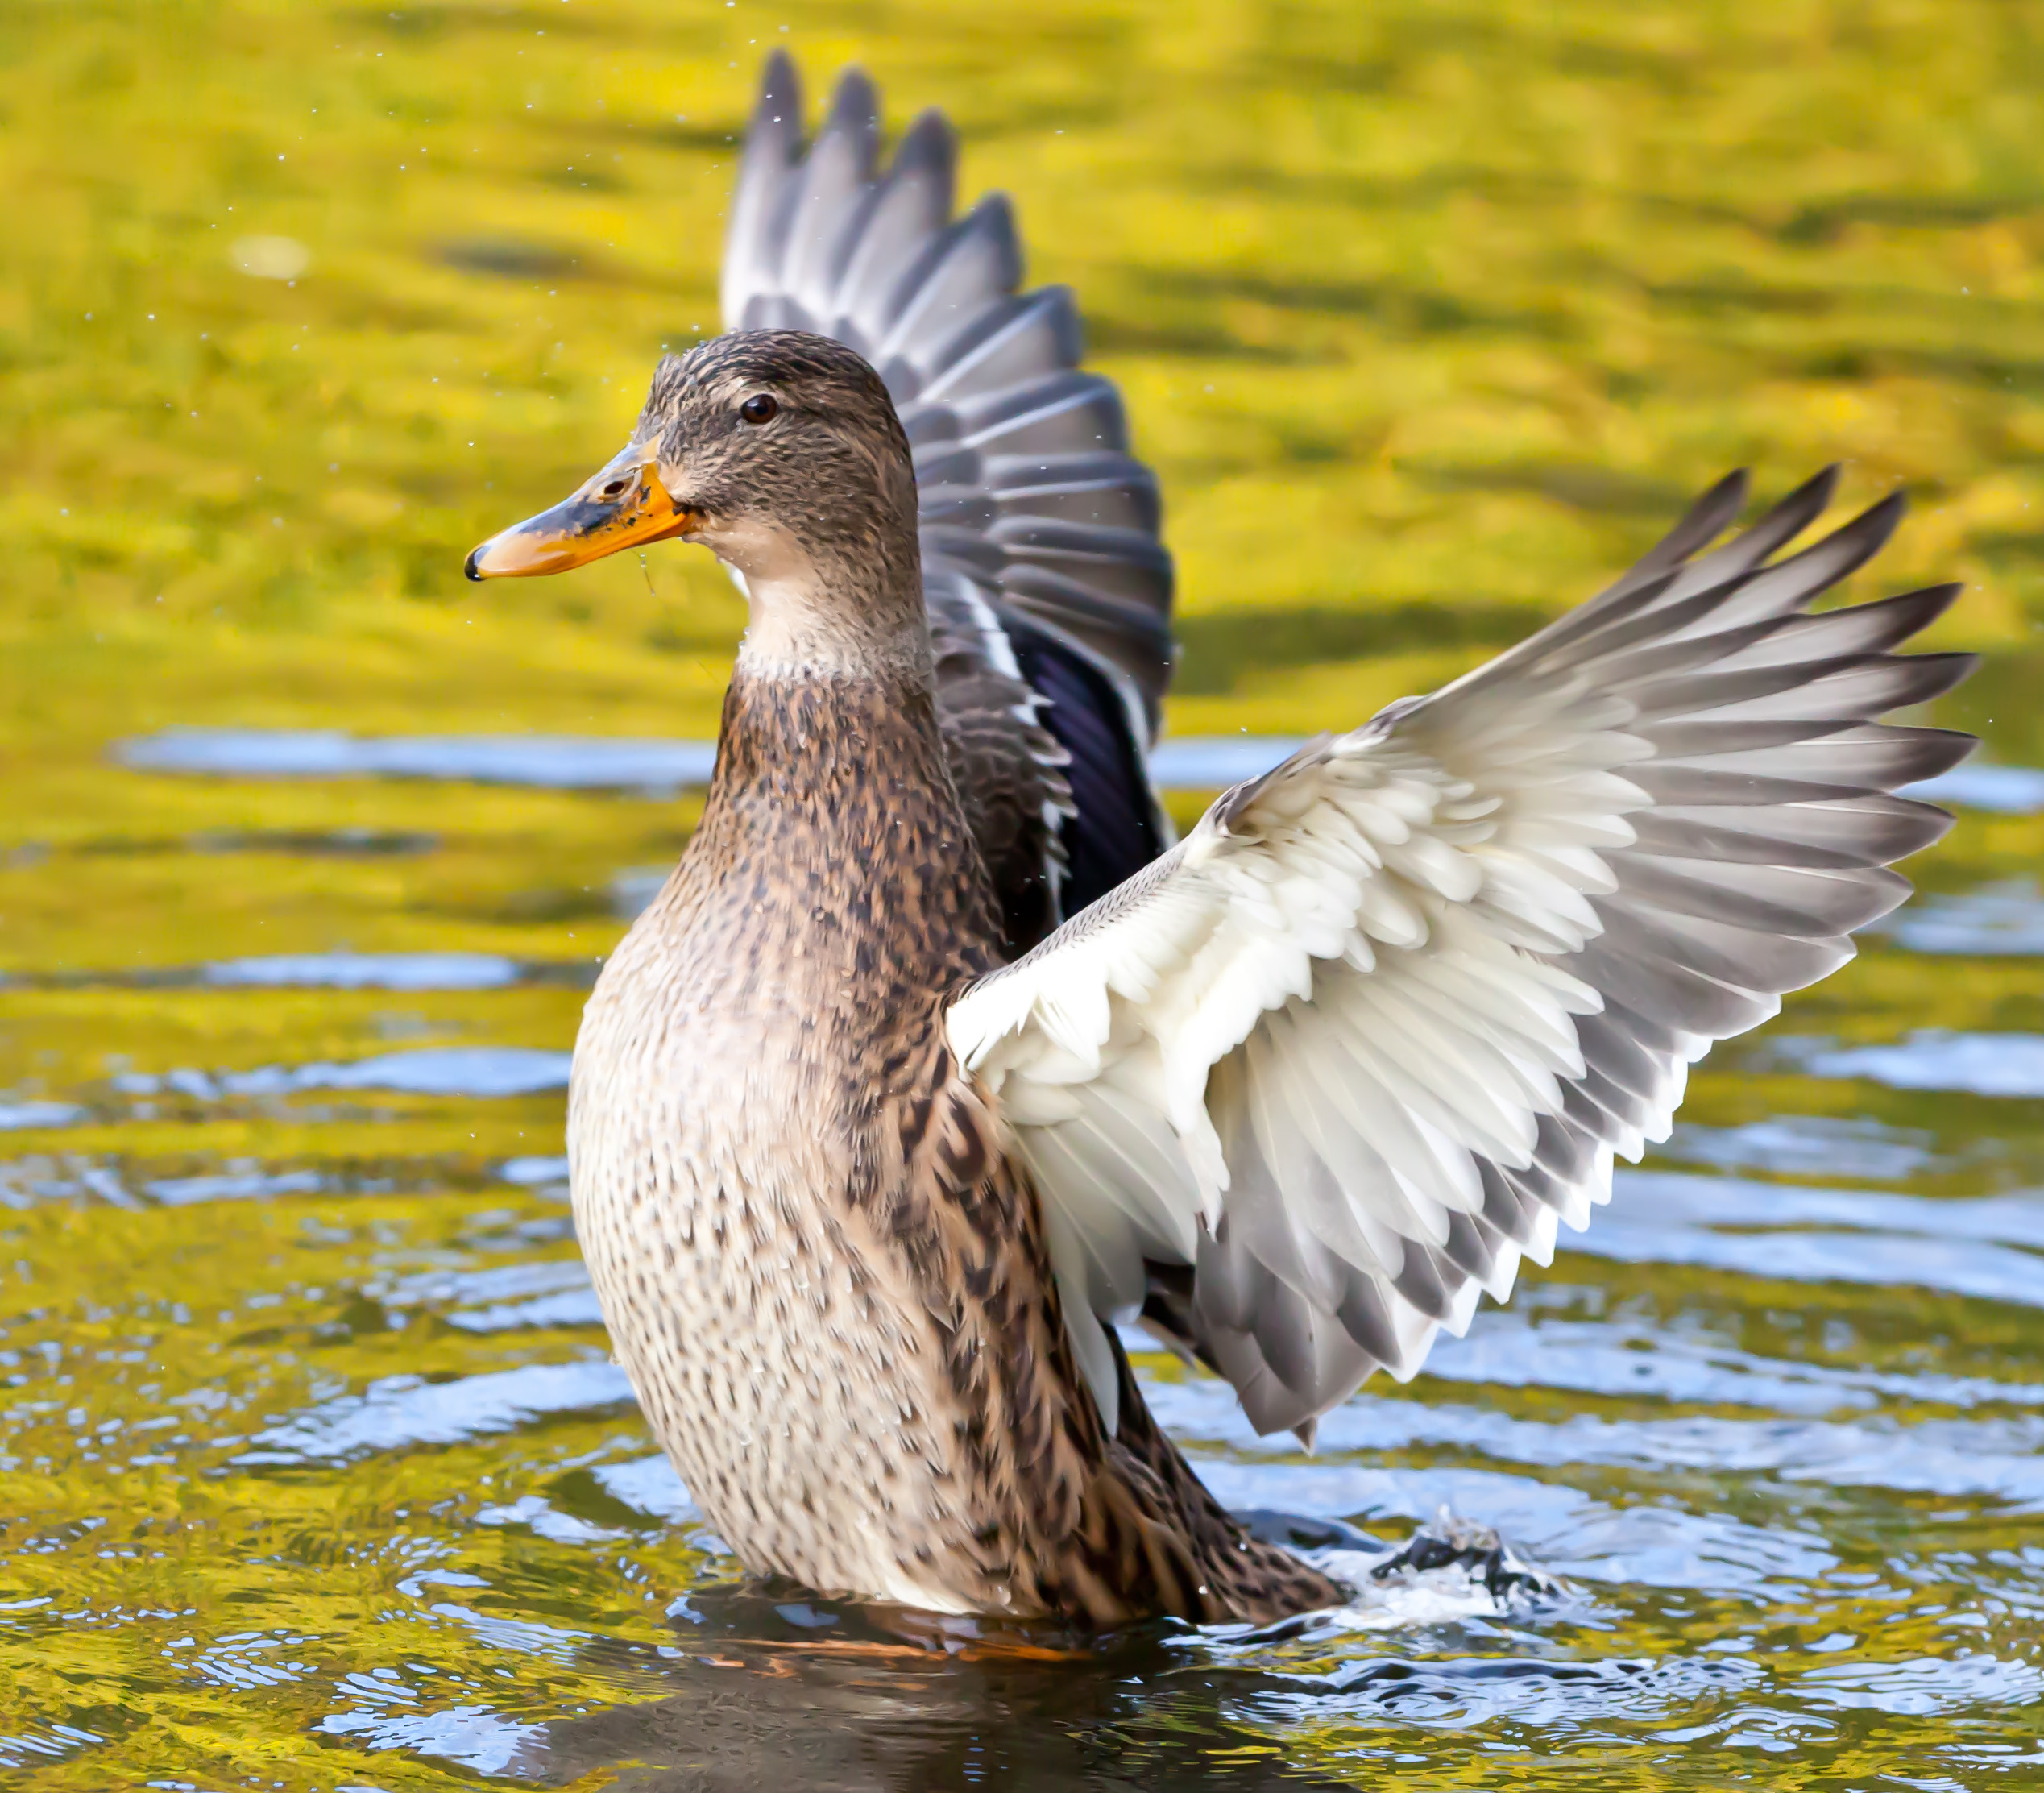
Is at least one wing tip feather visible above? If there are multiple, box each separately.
[748,49,804,155]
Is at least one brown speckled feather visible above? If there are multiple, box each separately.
[569,667,1340,1625]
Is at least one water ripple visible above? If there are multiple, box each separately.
[1189,1459,1837,1592]
[201,952,527,990]
[1424,1316,2044,1413]
[0,1102,85,1132]
[234,1361,632,1463]
[1250,1651,1761,1729]
[1786,1031,2044,1098]
[145,1168,325,1206]
[1578,1172,2044,1303]
[1794,1654,2044,1716]
[1656,1115,1939,1182]
[1146,1372,2044,1508]
[1884,879,2044,956]
[119,728,721,794]
[375,1259,603,1334]
[116,1046,572,1102]
[114,729,2044,811]
[316,1702,546,1777]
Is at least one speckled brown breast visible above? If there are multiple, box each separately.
[567,667,1341,1625]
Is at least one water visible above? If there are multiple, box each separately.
[4,1,2044,1786]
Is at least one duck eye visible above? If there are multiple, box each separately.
[739,392,779,425]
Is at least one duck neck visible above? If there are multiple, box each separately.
[694,661,1000,973]
[707,499,961,850]
[708,660,952,818]
[732,573,933,688]
[727,489,931,689]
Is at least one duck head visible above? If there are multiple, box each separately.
[466,330,926,672]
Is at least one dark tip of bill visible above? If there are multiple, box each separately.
[463,546,484,582]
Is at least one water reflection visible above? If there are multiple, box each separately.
[505,1592,1368,1791]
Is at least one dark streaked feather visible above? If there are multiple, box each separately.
[1005,622,1164,913]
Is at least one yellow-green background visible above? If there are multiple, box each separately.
[2,1,2042,1787]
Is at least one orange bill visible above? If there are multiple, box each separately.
[465,450,698,579]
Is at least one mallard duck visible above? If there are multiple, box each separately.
[465,54,1973,1627]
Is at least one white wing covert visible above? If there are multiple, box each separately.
[946,470,1973,1438]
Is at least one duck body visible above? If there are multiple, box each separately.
[572,662,1341,1623]
[470,56,1975,1631]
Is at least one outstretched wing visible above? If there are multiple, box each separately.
[947,470,1974,1437]
[723,53,1171,951]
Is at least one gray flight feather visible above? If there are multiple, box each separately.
[995,471,1977,1440]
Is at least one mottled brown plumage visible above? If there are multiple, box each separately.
[570,661,1340,1624]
